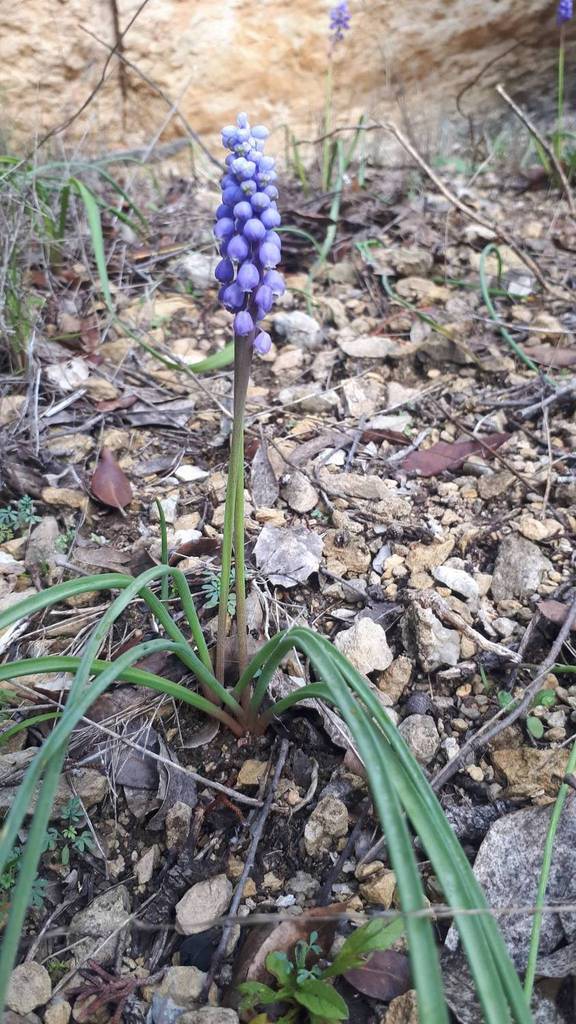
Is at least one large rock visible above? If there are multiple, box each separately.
[69,885,131,965]
[445,802,576,969]
[0,3,564,152]
[6,963,51,1015]
[491,535,552,602]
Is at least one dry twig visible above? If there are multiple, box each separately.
[379,119,557,294]
[496,82,576,218]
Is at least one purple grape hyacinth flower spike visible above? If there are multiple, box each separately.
[214,113,284,356]
[557,0,573,23]
[329,1,351,45]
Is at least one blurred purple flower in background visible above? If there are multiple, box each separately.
[329,1,351,45]
[215,113,284,356]
[557,0,573,24]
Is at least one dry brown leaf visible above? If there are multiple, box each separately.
[402,432,510,477]
[91,448,133,509]
[344,950,411,1000]
[524,344,576,367]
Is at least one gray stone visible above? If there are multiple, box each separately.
[334,618,393,676]
[286,870,320,898]
[173,251,218,290]
[253,525,323,587]
[6,963,51,1014]
[44,999,71,1024]
[402,603,460,672]
[281,471,318,513]
[446,801,576,969]
[432,565,479,603]
[337,334,397,358]
[69,885,130,965]
[176,874,232,935]
[304,796,349,857]
[277,383,339,413]
[155,966,208,1008]
[491,535,552,602]
[25,516,60,580]
[272,310,322,349]
[3,1013,41,1024]
[179,1010,240,1024]
[398,714,440,766]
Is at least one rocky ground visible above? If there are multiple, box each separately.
[0,158,575,1024]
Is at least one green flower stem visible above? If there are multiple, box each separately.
[556,26,566,162]
[321,61,334,192]
[524,737,576,1000]
[215,333,253,685]
[479,244,541,374]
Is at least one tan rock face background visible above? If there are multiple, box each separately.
[0,1,571,157]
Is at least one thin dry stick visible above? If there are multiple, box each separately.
[201,738,290,997]
[496,82,576,218]
[432,596,576,791]
[420,591,522,663]
[517,379,576,420]
[36,896,576,951]
[379,119,557,294]
[14,0,153,164]
[81,27,223,170]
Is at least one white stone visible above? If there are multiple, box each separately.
[7,963,52,1014]
[281,471,318,513]
[402,603,460,672]
[176,874,233,935]
[175,465,210,483]
[151,494,178,525]
[273,311,322,349]
[432,565,479,602]
[334,618,393,675]
[173,251,218,290]
[491,535,552,602]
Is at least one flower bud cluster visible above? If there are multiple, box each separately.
[557,0,573,23]
[214,113,285,355]
[329,1,351,45]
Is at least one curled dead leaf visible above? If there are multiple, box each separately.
[344,949,411,1000]
[91,448,133,509]
[401,432,510,477]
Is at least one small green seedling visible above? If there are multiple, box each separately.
[45,798,93,867]
[0,496,40,543]
[497,687,557,740]
[55,528,77,554]
[0,844,47,926]
[201,569,236,615]
[238,918,404,1024]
